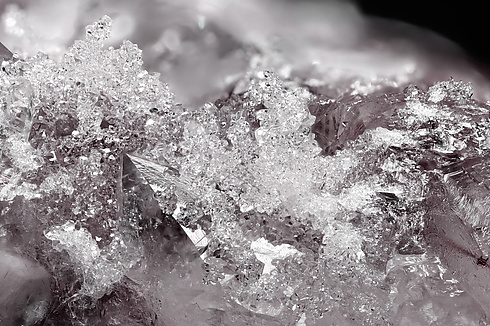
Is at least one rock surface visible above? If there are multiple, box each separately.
[1,2,490,325]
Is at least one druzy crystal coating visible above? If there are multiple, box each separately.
[1,9,490,326]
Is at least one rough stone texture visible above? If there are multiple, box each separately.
[2,2,490,326]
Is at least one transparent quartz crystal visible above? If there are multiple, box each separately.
[1,6,490,326]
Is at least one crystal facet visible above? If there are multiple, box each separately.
[2,2,490,325]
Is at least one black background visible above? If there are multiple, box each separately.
[356,0,487,67]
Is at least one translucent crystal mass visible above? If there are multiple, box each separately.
[2,4,490,326]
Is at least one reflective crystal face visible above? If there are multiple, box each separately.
[1,2,490,326]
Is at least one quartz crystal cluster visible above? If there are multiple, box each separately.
[2,3,490,326]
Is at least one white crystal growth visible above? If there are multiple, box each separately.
[251,237,302,274]
[1,2,490,326]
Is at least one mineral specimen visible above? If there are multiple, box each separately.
[2,1,490,326]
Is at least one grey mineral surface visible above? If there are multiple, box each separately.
[1,1,490,325]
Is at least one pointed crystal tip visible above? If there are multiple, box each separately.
[85,15,113,42]
[0,41,13,61]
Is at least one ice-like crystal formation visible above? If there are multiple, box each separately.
[2,3,490,326]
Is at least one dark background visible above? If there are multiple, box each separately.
[356,0,487,67]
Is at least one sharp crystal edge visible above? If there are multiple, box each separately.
[2,3,490,325]
[0,42,12,61]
